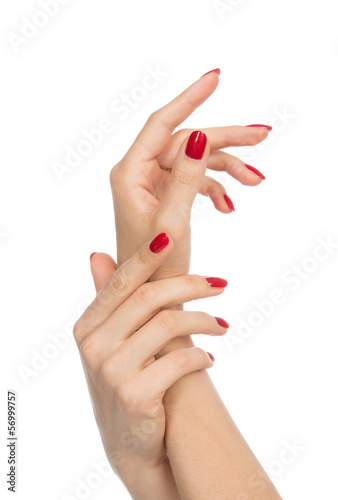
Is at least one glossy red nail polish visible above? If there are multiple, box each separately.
[223,194,235,212]
[207,352,215,362]
[149,233,169,253]
[206,277,228,288]
[245,164,265,180]
[185,131,207,160]
[215,317,230,329]
[201,68,221,77]
[90,252,97,260]
[245,124,272,131]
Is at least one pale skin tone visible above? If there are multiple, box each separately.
[75,71,283,498]
[74,235,227,500]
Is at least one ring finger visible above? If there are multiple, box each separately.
[110,310,229,371]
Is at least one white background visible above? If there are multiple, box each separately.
[1,0,338,498]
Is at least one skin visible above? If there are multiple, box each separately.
[110,71,269,282]
[74,235,227,500]
[78,72,282,498]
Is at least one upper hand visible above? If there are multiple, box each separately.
[110,69,271,278]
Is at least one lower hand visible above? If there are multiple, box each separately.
[73,233,228,489]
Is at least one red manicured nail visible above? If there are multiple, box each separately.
[245,164,265,180]
[245,124,272,131]
[207,352,215,362]
[90,252,97,260]
[201,68,221,77]
[223,194,235,212]
[206,277,228,288]
[215,317,229,329]
[149,233,169,253]
[185,131,207,160]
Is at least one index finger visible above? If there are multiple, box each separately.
[124,69,220,164]
[74,233,173,342]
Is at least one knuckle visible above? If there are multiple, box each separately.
[173,128,189,141]
[205,181,221,199]
[227,157,241,173]
[247,130,266,146]
[79,334,99,364]
[156,310,179,334]
[73,320,86,345]
[170,349,190,372]
[116,381,142,411]
[199,311,213,326]
[185,274,203,290]
[195,346,208,360]
[98,357,119,384]
[172,167,196,187]
[109,162,131,191]
[147,110,159,125]
[109,163,122,186]
[134,283,156,304]
[137,247,150,268]
[106,271,128,297]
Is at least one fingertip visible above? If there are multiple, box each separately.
[149,232,171,254]
[245,164,266,180]
[206,351,215,363]
[185,130,207,160]
[201,68,221,78]
[223,194,235,212]
[89,252,118,293]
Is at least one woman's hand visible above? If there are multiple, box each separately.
[73,233,228,499]
[110,69,272,280]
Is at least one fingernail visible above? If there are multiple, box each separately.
[245,164,265,180]
[149,233,169,253]
[201,68,221,77]
[223,194,235,212]
[215,317,230,329]
[245,124,272,131]
[185,131,207,160]
[205,277,228,288]
[90,252,97,260]
[207,352,215,362]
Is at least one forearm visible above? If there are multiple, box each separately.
[162,365,282,500]
[117,458,180,500]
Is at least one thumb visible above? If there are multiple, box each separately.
[157,130,209,224]
[90,252,117,293]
